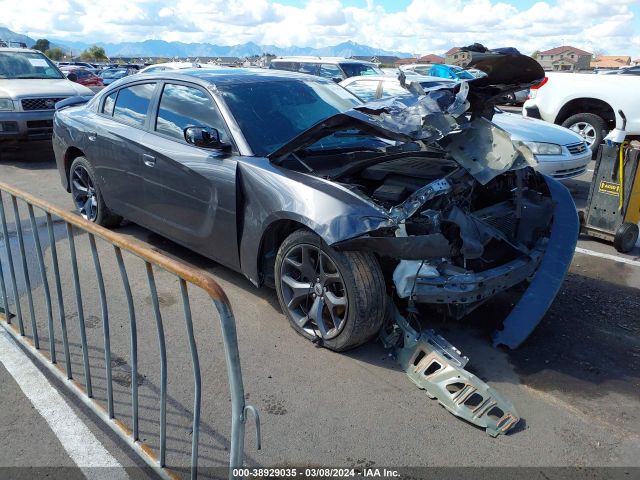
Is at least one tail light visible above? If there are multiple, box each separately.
[528,76,548,99]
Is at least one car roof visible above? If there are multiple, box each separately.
[120,67,335,86]
[272,56,377,65]
[0,47,42,54]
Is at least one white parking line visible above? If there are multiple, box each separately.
[575,247,640,267]
[0,329,129,480]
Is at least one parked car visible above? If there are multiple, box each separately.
[99,67,136,86]
[523,72,640,151]
[339,75,590,179]
[59,66,103,87]
[598,66,640,76]
[269,57,383,81]
[0,47,93,149]
[58,61,100,75]
[138,62,200,74]
[52,60,577,352]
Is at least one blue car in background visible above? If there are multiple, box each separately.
[427,64,477,80]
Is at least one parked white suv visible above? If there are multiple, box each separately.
[0,47,93,151]
[523,72,640,151]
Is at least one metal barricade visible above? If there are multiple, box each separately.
[0,181,260,480]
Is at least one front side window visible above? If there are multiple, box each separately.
[155,83,229,143]
[0,51,64,79]
[346,80,380,102]
[270,62,298,72]
[113,83,156,127]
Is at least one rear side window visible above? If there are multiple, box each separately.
[113,83,156,127]
[346,80,379,102]
[155,83,229,143]
[102,91,117,115]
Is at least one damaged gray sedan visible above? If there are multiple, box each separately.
[53,51,578,354]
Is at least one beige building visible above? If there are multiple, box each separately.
[536,46,592,71]
[445,47,470,66]
[591,55,631,69]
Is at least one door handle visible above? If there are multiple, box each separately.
[143,154,156,167]
[87,131,97,142]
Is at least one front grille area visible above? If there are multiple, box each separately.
[567,142,588,155]
[21,97,66,111]
[26,119,54,138]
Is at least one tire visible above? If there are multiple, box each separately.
[274,229,387,351]
[613,223,639,253]
[561,113,607,152]
[69,156,122,228]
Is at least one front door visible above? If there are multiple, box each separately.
[136,81,240,269]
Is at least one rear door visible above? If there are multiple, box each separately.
[91,82,158,222]
[136,81,240,268]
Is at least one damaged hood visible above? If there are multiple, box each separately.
[269,49,542,183]
[268,93,459,161]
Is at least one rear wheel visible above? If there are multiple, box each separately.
[562,113,607,152]
[69,156,122,227]
[274,229,387,351]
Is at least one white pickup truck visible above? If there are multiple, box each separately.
[523,72,640,151]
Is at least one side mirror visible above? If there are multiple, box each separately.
[184,126,229,150]
[67,72,78,82]
[332,76,343,83]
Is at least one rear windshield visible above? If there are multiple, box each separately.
[0,51,64,79]
[218,78,361,156]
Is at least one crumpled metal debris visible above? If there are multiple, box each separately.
[440,117,536,185]
[388,178,451,223]
[381,306,520,436]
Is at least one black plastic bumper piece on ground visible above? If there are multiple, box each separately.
[492,176,579,349]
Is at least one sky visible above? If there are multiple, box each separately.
[1,0,639,57]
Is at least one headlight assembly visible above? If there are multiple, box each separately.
[0,98,14,111]
[524,141,562,155]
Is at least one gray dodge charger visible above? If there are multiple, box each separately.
[52,52,578,352]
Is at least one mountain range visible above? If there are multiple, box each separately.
[1,26,412,59]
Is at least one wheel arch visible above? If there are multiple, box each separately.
[63,147,85,192]
[555,97,616,128]
[256,218,311,288]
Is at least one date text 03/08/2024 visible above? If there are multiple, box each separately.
[232,468,401,477]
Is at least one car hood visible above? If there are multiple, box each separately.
[0,79,93,98]
[492,111,585,145]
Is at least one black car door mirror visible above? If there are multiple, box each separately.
[184,126,230,150]
[67,72,78,82]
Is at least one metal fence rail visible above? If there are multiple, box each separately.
[0,181,260,480]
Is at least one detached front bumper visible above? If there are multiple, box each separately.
[413,247,544,304]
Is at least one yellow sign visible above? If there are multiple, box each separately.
[598,180,620,196]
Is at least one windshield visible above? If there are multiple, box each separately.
[0,51,64,79]
[218,78,363,156]
[339,63,383,78]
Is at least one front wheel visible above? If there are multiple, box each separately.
[274,229,387,351]
[69,156,122,227]
[562,113,607,152]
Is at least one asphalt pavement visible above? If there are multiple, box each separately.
[0,142,638,479]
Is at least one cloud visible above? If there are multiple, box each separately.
[1,0,638,57]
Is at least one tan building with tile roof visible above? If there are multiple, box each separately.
[536,46,592,71]
[591,56,631,69]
